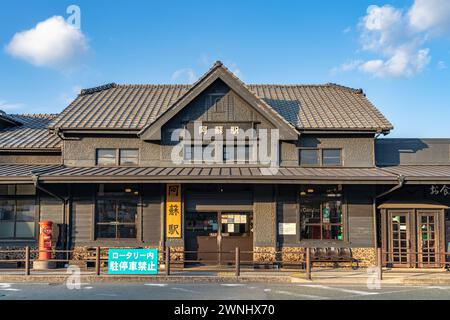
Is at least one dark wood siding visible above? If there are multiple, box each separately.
[142,184,162,246]
[346,185,375,247]
[276,185,299,246]
[70,184,95,244]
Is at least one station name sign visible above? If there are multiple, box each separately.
[166,184,182,238]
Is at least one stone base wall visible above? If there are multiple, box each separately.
[278,247,376,269]
[70,246,163,267]
[0,246,38,261]
[253,247,276,262]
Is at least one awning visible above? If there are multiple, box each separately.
[0,164,399,184]
[378,201,449,210]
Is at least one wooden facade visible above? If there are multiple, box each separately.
[0,62,449,268]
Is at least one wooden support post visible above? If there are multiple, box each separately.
[166,246,171,276]
[25,246,30,276]
[235,247,240,277]
[377,247,383,281]
[95,247,101,276]
[306,247,311,280]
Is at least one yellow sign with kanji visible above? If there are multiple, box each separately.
[166,184,182,238]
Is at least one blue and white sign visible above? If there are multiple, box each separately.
[108,248,158,275]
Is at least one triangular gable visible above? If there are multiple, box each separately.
[138,61,299,140]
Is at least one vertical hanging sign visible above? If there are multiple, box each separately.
[166,184,182,238]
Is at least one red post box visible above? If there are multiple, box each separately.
[39,221,53,261]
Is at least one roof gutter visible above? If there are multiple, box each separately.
[375,174,405,199]
[30,166,67,202]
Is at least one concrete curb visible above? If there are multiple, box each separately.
[0,275,294,284]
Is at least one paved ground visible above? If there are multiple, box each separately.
[2,282,450,300]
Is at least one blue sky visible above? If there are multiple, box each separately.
[0,0,449,138]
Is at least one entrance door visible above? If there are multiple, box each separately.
[185,211,253,265]
[417,211,440,267]
[185,212,219,265]
[388,211,412,267]
[220,212,253,265]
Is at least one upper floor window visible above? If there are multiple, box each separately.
[322,149,342,166]
[119,149,139,166]
[299,148,342,166]
[96,149,139,166]
[299,149,319,166]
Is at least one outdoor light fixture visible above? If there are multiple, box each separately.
[307,189,314,193]
[125,188,132,193]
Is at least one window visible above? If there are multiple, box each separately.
[221,213,252,235]
[119,149,139,166]
[0,199,35,239]
[224,145,251,163]
[299,149,319,166]
[300,185,344,241]
[323,149,342,166]
[96,184,138,239]
[97,149,116,166]
[96,148,139,166]
[299,148,343,166]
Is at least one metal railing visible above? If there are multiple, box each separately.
[1,246,447,279]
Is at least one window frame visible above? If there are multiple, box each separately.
[322,148,342,166]
[94,185,141,241]
[298,147,343,167]
[96,148,140,167]
[298,185,347,243]
[0,191,37,241]
[119,149,139,166]
[299,148,320,166]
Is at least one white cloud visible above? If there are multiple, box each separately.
[408,0,450,34]
[360,48,430,77]
[5,16,88,69]
[438,60,448,70]
[0,100,24,112]
[171,68,197,84]
[334,1,450,78]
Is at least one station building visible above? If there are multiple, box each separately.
[0,62,449,268]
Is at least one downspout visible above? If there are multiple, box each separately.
[372,174,405,250]
[31,167,70,258]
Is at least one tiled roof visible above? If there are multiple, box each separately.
[49,82,393,132]
[0,114,61,150]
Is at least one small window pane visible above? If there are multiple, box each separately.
[118,225,137,238]
[97,149,116,166]
[0,222,14,238]
[16,200,35,221]
[97,225,116,238]
[323,149,341,166]
[300,149,319,165]
[183,145,192,161]
[16,185,36,195]
[0,200,15,221]
[0,185,15,195]
[120,149,138,166]
[15,222,35,238]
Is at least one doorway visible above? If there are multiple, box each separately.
[382,208,444,268]
[185,211,253,265]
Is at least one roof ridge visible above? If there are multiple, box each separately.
[12,113,59,119]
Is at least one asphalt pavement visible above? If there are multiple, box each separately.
[1,282,450,300]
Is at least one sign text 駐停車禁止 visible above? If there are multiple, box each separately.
[108,248,158,275]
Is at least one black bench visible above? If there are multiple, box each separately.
[310,247,359,269]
